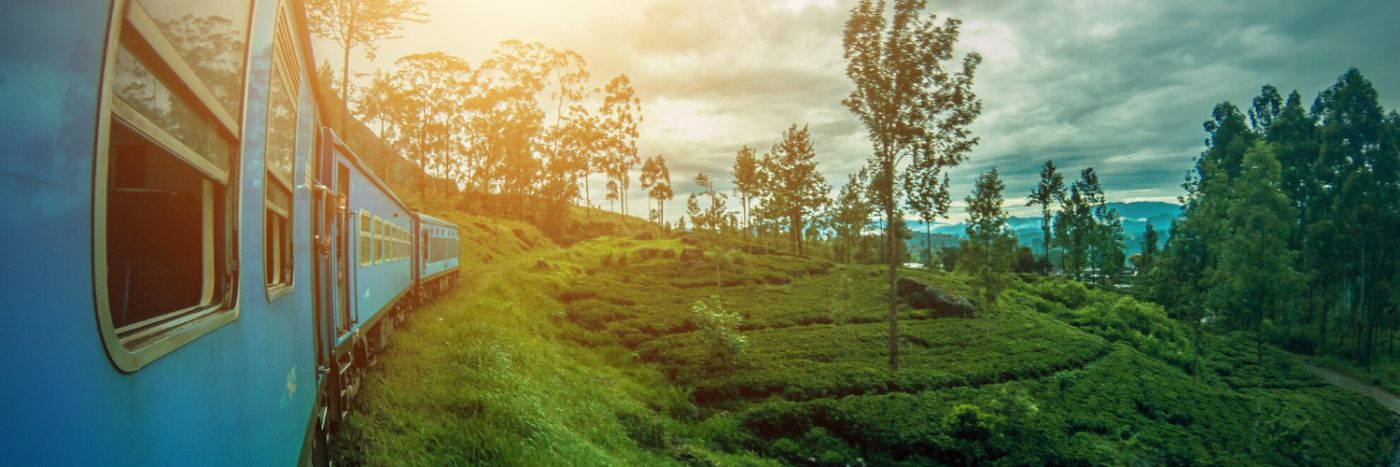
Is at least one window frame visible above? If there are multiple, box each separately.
[93,0,254,372]
[359,210,372,267]
[264,1,300,301]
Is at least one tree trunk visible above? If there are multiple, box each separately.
[886,196,899,373]
[790,212,803,256]
[925,220,933,270]
[340,43,352,134]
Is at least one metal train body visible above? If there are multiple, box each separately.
[0,0,459,464]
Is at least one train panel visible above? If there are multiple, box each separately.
[0,0,322,464]
[0,0,463,464]
[416,212,461,283]
[328,134,414,336]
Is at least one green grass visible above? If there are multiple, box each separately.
[333,225,779,466]
[337,221,1397,465]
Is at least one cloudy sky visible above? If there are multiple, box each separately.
[314,0,1400,222]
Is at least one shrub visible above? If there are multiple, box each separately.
[690,295,748,369]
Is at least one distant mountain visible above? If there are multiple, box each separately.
[903,201,1181,257]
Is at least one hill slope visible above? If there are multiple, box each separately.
[336,215,1393,465]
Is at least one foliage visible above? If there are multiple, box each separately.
[842,0,983,371]
[1150,68,1400,368]
[305,0,427,128]
[959,168,1015,310]
[731,145,762,235]
[689,296,748,369]
[1026,160,1066,268]
[639,155,673,225]
[754,124,829,256]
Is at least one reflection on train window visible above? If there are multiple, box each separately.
[359,210,372,266]
[99,0,252,369]
[264,3,298,296]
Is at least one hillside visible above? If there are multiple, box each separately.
[334,211,1394,465]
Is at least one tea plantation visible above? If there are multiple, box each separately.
[562,236,1395,465]
[337,229,1396,465]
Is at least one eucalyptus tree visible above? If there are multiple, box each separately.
[842,0,982,371]
[961,168,1014,311]
[599,75,642,217]
[758,124,829,256]
[640,155,673,225]
[305,0,426,131]
[1026,160,1066,269]
[731,145,762,235]
[353,69,403,177]
[830,168,873,264]
[390,52,470,199]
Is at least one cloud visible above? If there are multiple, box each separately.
[317,0,1400,222]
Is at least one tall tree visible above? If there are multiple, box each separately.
[305,0,426,132]
[353,69,403,177]
[640,155,673,225]
[830,168,874,264]
[1207,142,1302,362]
[960,168,1015,311]
[687,173,727,235]
[599,75,642,217]
[1026,160,1066,269]
[1310,69,1399,364]
[758,124,830,256]
[731,145,762,235]
[842,0,982,372]
[390,52,470,199]
[1138,223,1159,275]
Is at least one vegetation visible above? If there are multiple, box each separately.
[1149,69,1400,371]
[307,3,1399,465]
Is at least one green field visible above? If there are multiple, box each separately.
[335,225,1396,466]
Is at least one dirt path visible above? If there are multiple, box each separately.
[1294,359,1400,466]
[1296,359,1400,416]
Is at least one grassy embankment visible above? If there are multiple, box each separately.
[337,214,1395,466]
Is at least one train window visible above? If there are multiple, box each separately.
[374,217,383,264]
[359,210,372,266]
[96,0,252,371]
[264,3,298,298]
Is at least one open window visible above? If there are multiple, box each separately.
[264,4,299,296]
[96,0,252,371]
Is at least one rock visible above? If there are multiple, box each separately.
[895,277,975,318]
[533,259,551,271]
[680,248,705,263]
[681,235,700,246]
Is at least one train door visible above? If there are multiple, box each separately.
[336,163,352,341]
[309,131,342,462]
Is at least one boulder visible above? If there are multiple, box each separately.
[680,248,705,263]
[534,259,551,271]
[895,277,975,318]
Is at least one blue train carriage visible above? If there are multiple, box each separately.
[1,0,329,465]
[314,128,416,419]
[414,211,462,298]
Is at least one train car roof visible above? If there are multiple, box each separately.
[415,212,457,229]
